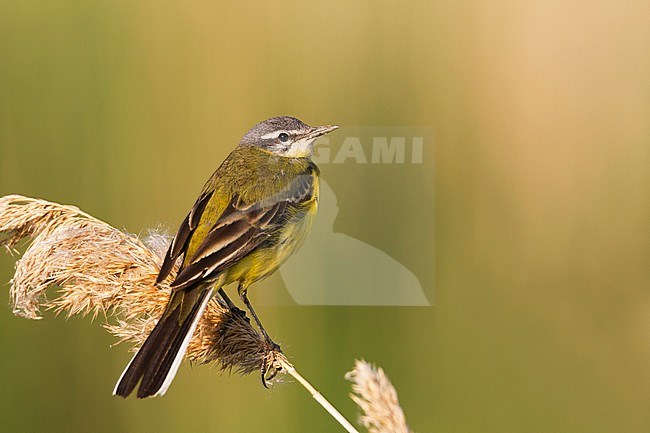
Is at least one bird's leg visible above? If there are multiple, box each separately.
[218,288,247,319]
[238,285,277,347]
[238,284,282,388]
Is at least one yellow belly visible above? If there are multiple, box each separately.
[224,195,318,287]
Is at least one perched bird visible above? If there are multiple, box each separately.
[114,116,338,398]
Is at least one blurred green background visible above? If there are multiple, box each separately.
[1,1,648,432]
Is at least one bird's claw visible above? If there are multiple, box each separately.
[260,339,283,388]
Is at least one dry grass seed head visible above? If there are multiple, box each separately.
[0,194,282,375]
[346,359,413,433]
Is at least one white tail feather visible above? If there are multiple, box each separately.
[153,289,214,397]
[112,288,215,397]
[113,351,137,396]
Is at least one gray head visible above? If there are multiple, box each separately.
[240,116,338,158]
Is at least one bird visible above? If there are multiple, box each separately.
[113,116,338,398]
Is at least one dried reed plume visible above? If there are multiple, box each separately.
[0,194,360,432]
[346,360,413,433]
[0,194,276,373]
[2,196,414,433]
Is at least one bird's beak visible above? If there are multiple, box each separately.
[306,124,339,140]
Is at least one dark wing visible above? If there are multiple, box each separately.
[169,173,315,291]
[156,190,213,285]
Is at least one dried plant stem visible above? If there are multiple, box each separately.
[278,357,360,433]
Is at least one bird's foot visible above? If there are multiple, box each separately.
[261,337,283,388]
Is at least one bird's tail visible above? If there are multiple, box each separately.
[113,288,213,398]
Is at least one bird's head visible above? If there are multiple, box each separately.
[240,116,338,158]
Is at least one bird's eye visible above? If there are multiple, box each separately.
[278,132,290,143]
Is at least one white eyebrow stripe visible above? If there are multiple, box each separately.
[260,130,301,140]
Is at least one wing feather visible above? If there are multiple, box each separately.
[166,172,316,291]
[156,190,213,285]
